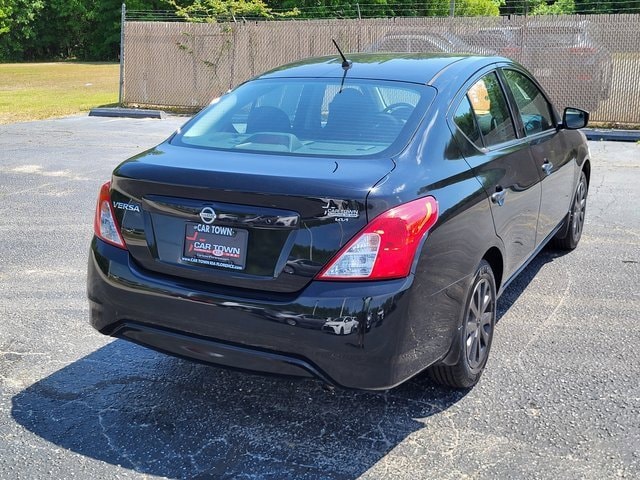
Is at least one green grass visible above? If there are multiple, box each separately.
[0,62,119,124]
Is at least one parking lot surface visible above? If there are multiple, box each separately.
[0,115,638,479]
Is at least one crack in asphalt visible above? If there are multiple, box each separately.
[516,268,572,373]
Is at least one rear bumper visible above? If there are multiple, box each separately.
[87,238,461,390]
[105,322,335,382]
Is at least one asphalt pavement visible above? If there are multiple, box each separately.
[0,115,638,479]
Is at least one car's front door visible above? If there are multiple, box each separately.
[500,68,575,244]
[452,71,541,279]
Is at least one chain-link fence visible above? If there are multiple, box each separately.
[122,14,640,123]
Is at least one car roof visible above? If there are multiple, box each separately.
[256,53,507,85]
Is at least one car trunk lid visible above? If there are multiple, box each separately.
[110,143,393,293]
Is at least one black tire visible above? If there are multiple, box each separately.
[552,171,588,250]
[430,260,497,389]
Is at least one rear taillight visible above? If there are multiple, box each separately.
[317,197,438,281]
[93,181,126,249]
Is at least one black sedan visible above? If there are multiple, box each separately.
[88,53,590,390]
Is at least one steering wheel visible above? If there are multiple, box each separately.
[382,102,414,121]
[524,117,542,134]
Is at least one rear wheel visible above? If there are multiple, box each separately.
[430,260,496,389]
[552,171,588,250]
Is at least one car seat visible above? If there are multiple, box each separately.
[323,89,376,140]
[246,106,291,133]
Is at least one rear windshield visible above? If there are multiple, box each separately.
[172,78,435,158]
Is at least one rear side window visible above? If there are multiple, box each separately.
[502,69,555,135]
[173,78,435,158]
[453,95,482,147]
[467,73,517,148]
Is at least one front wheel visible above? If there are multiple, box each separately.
[552,171,588,250]
[430,260,497,389]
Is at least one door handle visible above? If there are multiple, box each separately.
[542,159,554,175]
[491,186,506,206]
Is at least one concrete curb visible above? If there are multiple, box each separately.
[88,108,165,119]
[584,128,640,142]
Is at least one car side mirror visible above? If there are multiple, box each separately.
[562,107,589,130]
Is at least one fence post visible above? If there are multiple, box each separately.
[118,3,126,107]
[449,0,455,17]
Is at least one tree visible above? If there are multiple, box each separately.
[504,0,640,14]
[167,0,294,21]
[501,0,541,14]
[30,0,92,58]
[85,0,169,59]
[0,0,13,35]
[532,0,575,14]
[0,0,44,60]
[456,0,502,16]
[0,0,169,61]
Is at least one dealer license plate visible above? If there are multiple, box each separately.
[182,222,248,271]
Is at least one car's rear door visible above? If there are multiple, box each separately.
[450,70,542,279]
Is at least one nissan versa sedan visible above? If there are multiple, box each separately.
[88,53,590,390]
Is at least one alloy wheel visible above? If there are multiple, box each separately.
[572,178,587,241]
[465,278,494,371]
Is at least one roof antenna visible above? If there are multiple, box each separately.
[332,39,352,70]
[332,39,352,93]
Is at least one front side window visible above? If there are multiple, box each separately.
[467,73,517,148]
[173,78,435,158]
[502,69,555,135]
